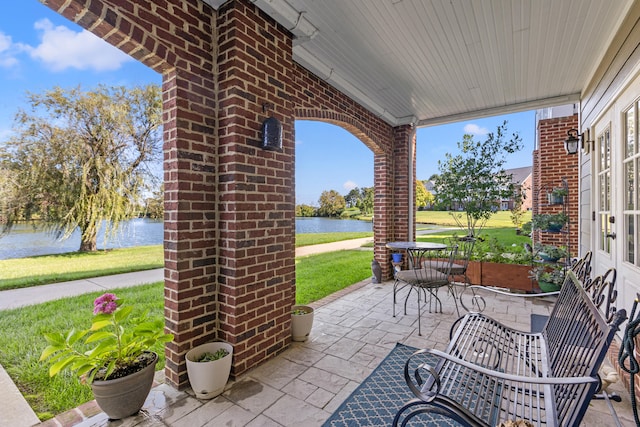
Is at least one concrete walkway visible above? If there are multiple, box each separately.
[0,237,374,427]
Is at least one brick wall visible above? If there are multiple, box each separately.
[533,115,579,256]
[46,0,413,388]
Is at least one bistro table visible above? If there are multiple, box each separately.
[385,241,447,251]
[386,241,447,270]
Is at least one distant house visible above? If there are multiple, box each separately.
[502,166,532,211]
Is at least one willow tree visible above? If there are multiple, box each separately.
[434,121,522,237]
[0,85,162,252]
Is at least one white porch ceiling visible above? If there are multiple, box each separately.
[205,0,635,127]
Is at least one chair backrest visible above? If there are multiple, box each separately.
[404,245,458,287]
[542,269,626,426]
[452,236,476,270]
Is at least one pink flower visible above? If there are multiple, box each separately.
[93,293,119,315]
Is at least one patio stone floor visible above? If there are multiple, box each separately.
[41,279,636,427]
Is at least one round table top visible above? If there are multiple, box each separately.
[385,241,447,250]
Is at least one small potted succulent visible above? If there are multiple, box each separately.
[291,305,314,342]
[185,341,233,399]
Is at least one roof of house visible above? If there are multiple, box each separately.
[506,166,532,185]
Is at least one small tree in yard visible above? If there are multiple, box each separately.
[0,85,162,252]
[434,121,522,237]
[317,190,346,217]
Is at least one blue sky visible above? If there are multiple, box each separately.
[2,2,535,207]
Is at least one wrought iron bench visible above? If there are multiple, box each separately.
[393,265,627,427]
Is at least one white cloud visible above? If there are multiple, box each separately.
[28,19,132,72]
[0,32,22,69]
[463,123,489,136]
[343,180,358,191]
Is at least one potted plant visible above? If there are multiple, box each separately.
[185,341,233,399]
[535,244,567,262]
[531,212,568,232]
[530,266,565,292]
[291,305,314,342]
[547,187,567,205]
[40,293,174,420]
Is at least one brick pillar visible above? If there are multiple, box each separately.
[214,0,296,376]
[374,125,414,279]
[534,115,579,256]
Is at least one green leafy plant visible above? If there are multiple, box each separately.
[196,349,229,362]
[551,187,568,197]
[40,293,174,383]
[292,308,311,315]
[535,244,568,261]
[530,266,566,286]
[531,213,568,231]
[433,121,523,237]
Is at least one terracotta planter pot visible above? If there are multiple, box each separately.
[186,342,233,399]
[90,352,157,420]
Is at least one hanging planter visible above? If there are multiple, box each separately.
[531,213,568,232]
[546,187,567,205]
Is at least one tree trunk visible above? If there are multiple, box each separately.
[79,229,98,252]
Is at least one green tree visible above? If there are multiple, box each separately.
[295,204,316,217]
[510,184,527,231]
[344,188,361,208]
[416,180,434,209]
[434,121,522,237]
[317,190,346,217]
[357,187,374,215]
[0,85,162,252]
[143,184,164,220]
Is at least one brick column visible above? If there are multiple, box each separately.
[534,114,579,256]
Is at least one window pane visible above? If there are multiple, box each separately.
[627,107,635,157]
[605,129,611,169]
[600,134,606,170]
[600,176,606,210]
[606,172,611,211]
[627,161,635,210]
[638,158,640,210]
[627,214,635,263]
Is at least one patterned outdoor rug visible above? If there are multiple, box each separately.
[322,343,463,427]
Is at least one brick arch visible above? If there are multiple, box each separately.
[294,109,385,155]
[41,0,414,390]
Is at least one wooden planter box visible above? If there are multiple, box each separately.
[462,261,534,292]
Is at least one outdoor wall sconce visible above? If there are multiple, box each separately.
[564,128,580,155]
[261,103,282,152]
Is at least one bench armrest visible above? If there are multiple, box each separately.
[404,349,599,392]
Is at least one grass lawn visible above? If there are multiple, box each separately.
[0,283,165,421]
[415,210,530,228]
[0,249,373,420]
[0,245,164,291]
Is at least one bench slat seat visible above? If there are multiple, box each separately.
[393,269,627,427]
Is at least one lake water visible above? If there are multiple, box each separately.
[0,217,372,260]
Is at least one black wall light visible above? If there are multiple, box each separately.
[564,129,580,155]
[261,103,282,152]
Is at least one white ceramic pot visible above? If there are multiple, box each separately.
[291,305,314,342]
[185,342,233,399]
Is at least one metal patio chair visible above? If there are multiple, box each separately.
[393,245,458,335]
